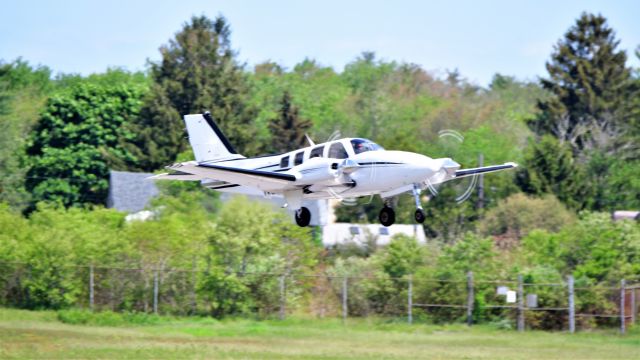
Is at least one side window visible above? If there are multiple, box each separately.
[328,142,348,159]
[294,151,304,165]
[280,156,289,168]
[310,146,324,158]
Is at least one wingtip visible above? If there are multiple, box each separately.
[505,162,518,168]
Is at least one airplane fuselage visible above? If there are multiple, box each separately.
[153,112,517,227]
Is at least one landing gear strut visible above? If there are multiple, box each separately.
[295,207,311,227]
[379,199,395,227]
[412,184,426,224]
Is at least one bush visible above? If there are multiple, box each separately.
[479,193,574,246]
[57,309,164,326]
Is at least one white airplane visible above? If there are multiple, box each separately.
[151,112,517,227]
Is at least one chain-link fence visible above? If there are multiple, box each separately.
[0,261,637,333]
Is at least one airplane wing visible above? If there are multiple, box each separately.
[454,162,518,179]
[149,161,298,193]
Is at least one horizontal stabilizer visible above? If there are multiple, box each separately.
[147,173,201,181]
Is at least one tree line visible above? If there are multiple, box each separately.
[0,11,639,327]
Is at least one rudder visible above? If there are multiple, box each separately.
[184,112,244,163]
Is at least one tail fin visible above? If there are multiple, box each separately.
[184,112,244,163]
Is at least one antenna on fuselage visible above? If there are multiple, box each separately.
[305,134,316,146]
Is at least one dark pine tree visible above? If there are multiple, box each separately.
[127,15,257,171]
[530,13,635,156]
[268,91,312,153]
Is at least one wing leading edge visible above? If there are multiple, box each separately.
[454,162,518,179]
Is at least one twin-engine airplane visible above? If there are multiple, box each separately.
[152,112,517,227]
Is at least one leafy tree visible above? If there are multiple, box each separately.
[0,59,52,209]
[127,15,257,170]
[530,13,636,156]
[268,91,312,153]
[26,80,146,208]
[381,234,423,279]
[478,193,575,244]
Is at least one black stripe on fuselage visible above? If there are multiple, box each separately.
[199,163,297,181]
[208,184,241,190]
[357,162,403,166]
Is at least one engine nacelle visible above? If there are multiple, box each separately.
[291,157,341,186]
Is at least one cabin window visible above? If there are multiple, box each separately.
[328,142,348,159]
[294,151,304,165]
[379,227,389,236]
[349,226,360,235]
[280,156,289,168]
[351,138,384,154]
[310,146,324,158]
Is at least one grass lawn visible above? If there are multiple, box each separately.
[0,308,638,359]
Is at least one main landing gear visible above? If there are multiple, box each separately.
[379,206,395,227]
[378,185,426,227]
[412,184,426,224]
[295,207,311,227]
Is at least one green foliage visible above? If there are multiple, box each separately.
[127,15,258,170]
[479,193,575,242]
[519,212,640,282]
[531,13,636,156]
[267,91,312,153]
[57,309,164,326]
[516,135,589,209]
[0,59,52,209]
[381,235,423,279]
[26,80,147,207]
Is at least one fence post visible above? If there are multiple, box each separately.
[621,279,626,334]
[632,288,636,325]
[466,271,474,326]
[408,274,413,325]
[153,269,159,315]
[567,275,575,333]
[517,274,524,332]
[279,274,286,320]
[89,264,94,311]
[191,258,197,315]
[342,276,348,323]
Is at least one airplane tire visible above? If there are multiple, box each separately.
[414,209,426,223]
[295,207,311,227]
[379,206,395,227]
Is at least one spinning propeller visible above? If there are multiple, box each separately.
[425,129,479,204]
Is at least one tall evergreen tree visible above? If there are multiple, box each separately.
[530,13,635,156]
[268,91,312,153]
[127,15,257,171]
[515,136,589,210]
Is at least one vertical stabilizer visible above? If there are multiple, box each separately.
[184,112,244,163]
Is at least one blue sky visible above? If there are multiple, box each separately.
[1,0,638,86]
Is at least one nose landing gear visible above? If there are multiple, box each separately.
[295,207,311,227]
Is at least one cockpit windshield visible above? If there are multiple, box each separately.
[350,138,384,154]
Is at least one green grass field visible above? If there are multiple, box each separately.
[0,308,638,359]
